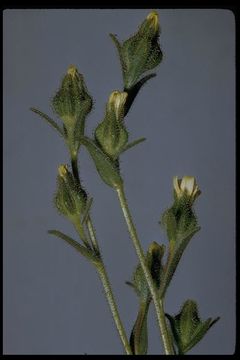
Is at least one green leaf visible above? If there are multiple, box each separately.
[30,108,64,137]
[80,136,123,189]
[120,137,146,155]
[165,313,183,354]
[109,33,126,75]
[130,300,150,355]
[159,226,200,298]
[166,301,220,355]
[48,229,100,265]
[160,208,178,243]
[81,197,93,225]
[183,317,220,354]
[124,73,156,116]
[132,262,150,302]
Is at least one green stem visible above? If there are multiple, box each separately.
[96,261,133,355]
[72,217,90,249]
[84,217,132,355]
[116,184,174,355]
[70,151,132,354]
[159,299,175,355]
[73,220,132,354]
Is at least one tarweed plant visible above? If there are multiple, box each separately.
[30,10,219,355]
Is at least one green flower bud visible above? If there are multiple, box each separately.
[161,176,201,243]
[52,65,92,129]
[138,11,160,38]
[129,241,165,356]
[166,300,220,354]
[130,241,165,301]
[54,164,87,221]
[110,10,162,90]
[95,91,128,160]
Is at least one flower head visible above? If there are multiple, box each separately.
[52,65,92,128]
[54,164,87,219]
[173,176,201,203]
[94,90,128,160]
[107,91,128,121]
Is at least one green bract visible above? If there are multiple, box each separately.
[159,176,201,298]
[52,65,92,127]
[80,136,123,189]
[54,164,87,220]
[128,242,165,355]
[129,241,165,301]
[161,176,200,244]
[95,91,129,160]
[166,300,220,354]
[110,11,162,90]
[52,65,93,154]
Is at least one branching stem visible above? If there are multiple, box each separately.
[116,184,174,355]
[71,154,132,355]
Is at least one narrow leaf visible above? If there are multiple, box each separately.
[159,226,200,298]
[48,229,100,264]
[124,73,156,116]
[165,313,183,353]
[30,107,64,136]
[120,137,146,154]
[81,197,93,224]
[130,301,150,355]
[109,33,125,75]
[80,136,123,189]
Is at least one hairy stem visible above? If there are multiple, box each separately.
[159,299,175,355]
[116,184,174,355]
[70,155,131,354]
[84,217,131,354]
[96,261,133,354]
[72,218,90,248]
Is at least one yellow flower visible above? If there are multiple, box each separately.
[173,176,201,202]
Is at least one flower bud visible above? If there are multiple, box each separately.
[107,91,128,121]
[173,176,201,204]
[110,10,162,90]
[130,241,165,301]
[139,11,160,38]
[54,164,87,221]
[95,91,128,160]
[161,176,201,244]
[52,65,92,128]
[166,300,220,354]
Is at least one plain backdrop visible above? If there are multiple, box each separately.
[3,9,235,355]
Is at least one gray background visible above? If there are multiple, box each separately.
[3,9,235,355]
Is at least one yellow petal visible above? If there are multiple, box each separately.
[58,164,68,178]
[146,11,159,32]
